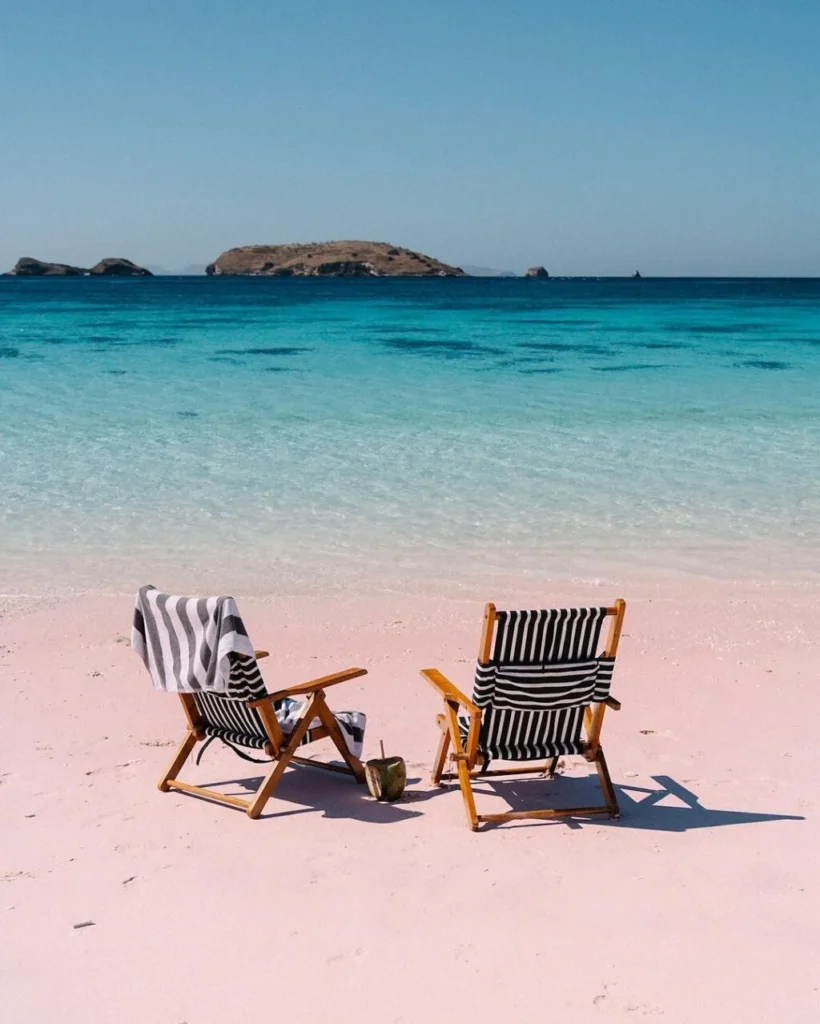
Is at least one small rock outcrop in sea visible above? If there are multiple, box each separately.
[88,258,153,276]
[5,256,88,276]
[525,266,550,278]
[206,241,467,277]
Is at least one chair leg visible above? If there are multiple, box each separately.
[158,731,198,792]
[455,756,479,831]
[432,714,451,785]
[595,748,620,818]
[443,702,479,831]
[247,695,319,819]
[547,756,560,777]
[313,695,366,783]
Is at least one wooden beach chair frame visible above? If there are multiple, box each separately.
[159,653,367,819]
[422,599,625,830]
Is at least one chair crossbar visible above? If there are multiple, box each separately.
[289,754,359,775]
[441,763,557,780]
[165,779,252,811]
[478,806,612,824]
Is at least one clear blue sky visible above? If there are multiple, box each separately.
[1,0,819,275]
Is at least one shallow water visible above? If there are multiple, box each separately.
[1,276,818,595]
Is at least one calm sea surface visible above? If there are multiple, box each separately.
[1,276,818,595]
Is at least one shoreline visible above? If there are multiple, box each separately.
[2,570,818,607]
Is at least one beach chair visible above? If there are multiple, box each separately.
[422,600,625,830]
[132,587,367,819]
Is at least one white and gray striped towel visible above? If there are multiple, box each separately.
[131,585,259,693]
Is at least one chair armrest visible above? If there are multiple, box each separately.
[605,695,621,711]
[254,650,270,660]
[257,667,368,703]
[420,668,480,714]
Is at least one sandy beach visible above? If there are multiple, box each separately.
[3,582,818,1022]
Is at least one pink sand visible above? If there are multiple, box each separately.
[2,583,818,1022]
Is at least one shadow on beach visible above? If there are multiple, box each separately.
[466,772,804,832]
[199,764,425,824]
[178,765,801,832]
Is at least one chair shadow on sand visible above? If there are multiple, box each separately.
[187,766,802,831]
[203,764,426,824]
[467,772,804,832]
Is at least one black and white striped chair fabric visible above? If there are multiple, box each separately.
[462,607,616,762]
[192,656,369,754]
[192,654,299,751]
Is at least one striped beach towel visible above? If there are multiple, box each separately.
[131,586,366,759]
[463,607,616,763]
[131,585,261,695]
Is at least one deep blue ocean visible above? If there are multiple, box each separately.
[1,276,818,595]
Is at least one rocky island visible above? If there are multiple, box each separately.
[89,258,152,276]
[206,241,466,277]
[4,256,152,277]
[525,266,550,278]
[6,257,88,276]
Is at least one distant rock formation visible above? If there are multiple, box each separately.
[4,256,153,277]
[632,270,642,279]
[5,257,88,276]
[89,258,152,276]
[206,241,467,277]
[525,266,549,278]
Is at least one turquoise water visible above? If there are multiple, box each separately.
[1,277,818,595]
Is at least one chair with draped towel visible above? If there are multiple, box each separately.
[132,586,368,819]
[421,599,626,830]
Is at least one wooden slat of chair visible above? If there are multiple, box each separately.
[444,700,479,830]
[447,763,559,780]
[158,731,200,793]
[585,598,626,757]
[431,713,451,785]
[165,780,253,811]
[289,754,356,775]
[177,693,204,735]
[254,698,284,756]
[314,694,366,783]
[478,804,612,824]
[261,666,367,702]
[419,669,479,713]
[479,602,497,662]
[421,671,480,782]
[594,749,620,816]
[247,692,323,819]
[604,598,626,658]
